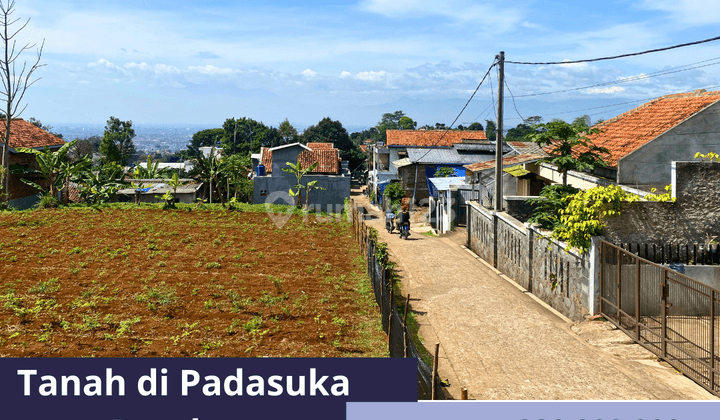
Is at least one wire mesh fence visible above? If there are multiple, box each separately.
[600,240,720,396]
[350,200,445,400]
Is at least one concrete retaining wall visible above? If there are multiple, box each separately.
[467,202,598,321]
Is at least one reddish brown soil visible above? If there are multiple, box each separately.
[0,207,385,358]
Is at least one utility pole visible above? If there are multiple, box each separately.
[494,51,505,212]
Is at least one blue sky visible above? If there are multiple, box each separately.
[12,0,720,131]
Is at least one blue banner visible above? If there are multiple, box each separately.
[0,358,417,420]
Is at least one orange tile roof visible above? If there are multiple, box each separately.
[298,149,340,174]
[1,118,66,150]
[464,153,544,173]
[306,142,334,149]
[586,89,720,167]
[259,144,340,174]
[386,129,486,147]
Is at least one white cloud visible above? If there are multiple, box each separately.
[340,71,352,78]
[88,59,117,69]
[640,0,720,26]
[301,69,317,77]
[356,71,386,82]
[187,65,234,75]
[587,86,625,94]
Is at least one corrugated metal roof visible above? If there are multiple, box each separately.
[454,143,511,153]
[428,176,467,191]
[407,148,495,164]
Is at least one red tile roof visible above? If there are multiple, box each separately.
[306,142,334,149]
[298,149,340,174]
[464,153,544,173]
[259,144,341,174]
[1,118,66,150]
[586,89,720,167]
[386,129,487,147]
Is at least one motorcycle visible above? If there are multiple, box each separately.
[398,223,410,240]
[385,217,395,233]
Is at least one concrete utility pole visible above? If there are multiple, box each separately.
[494,51,505,212]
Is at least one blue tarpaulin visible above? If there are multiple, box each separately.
[425,166,466,198]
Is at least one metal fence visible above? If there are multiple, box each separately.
[615,242,720,266]
[350,200,445,400]
[600,240,720,396]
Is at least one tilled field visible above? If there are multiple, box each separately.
[0,207,385,358]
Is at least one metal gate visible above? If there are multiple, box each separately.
[599,240,720,396]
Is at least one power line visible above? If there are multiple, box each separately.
[504,80,524,122]
[503,83,720,123]
[506,35,720,65]
[513,57,720,98]
[412,60,498,164]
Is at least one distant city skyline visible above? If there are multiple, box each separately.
[13,1,720,129]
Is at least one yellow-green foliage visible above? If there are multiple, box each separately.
[547,183,676,252]
[645,184,675,202]
[695,152,720,162]
[552,185,639,253]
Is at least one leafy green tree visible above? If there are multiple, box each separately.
[527,120,609,185]
[398,116,416,130]
[99,117,136,166]
[505,123,537,142]
[527,184,579,230]
[467,122,484,131]
[221,117,280,155]
[185,128,223,158]
[383,182,405,208]
[278,118,299,144]
[434,167,456,177]
[303,117,365,170]
[571,115,591,130]
[485,120,496,142]
[68,139,95,162]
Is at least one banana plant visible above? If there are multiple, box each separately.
[304,180,326,209]
[282,160,318,208]
[14,139,85,200]
[134,155,170,180]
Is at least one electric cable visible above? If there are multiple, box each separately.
[411,60,498,164]
[513,57,720,98]
[506,35,720,65]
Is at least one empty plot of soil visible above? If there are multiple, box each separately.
[0,207,385,358]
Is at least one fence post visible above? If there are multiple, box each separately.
[403,294,410,358]
[431,343,440,400]
[616,247,622,319]
[661,267,668,359]
[635,255,641,341]
[711,289,716,393]
[599,241,604,315]
[387,269,393,340]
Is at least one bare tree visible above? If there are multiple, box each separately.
[0,0,44,201]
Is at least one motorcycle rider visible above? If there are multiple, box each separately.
[385,206,396,233]
[397,206,411,236]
